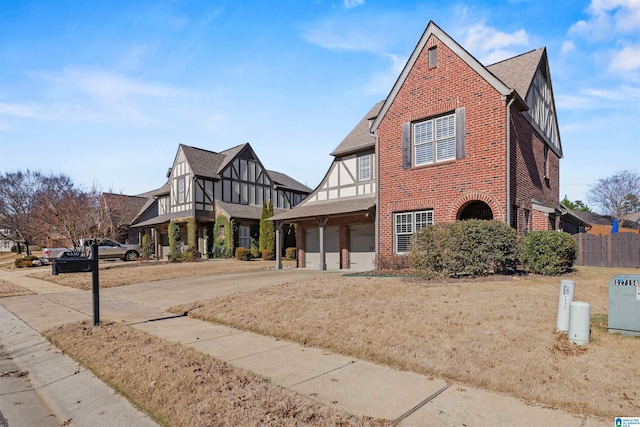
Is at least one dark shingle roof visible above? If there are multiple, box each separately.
[267,170,312,193]
[102,193,149,225]
[269,195,375,222]
[180,144,228,179]
[487,48,545,100]
[331,101,384,157]
[216,201,287,221]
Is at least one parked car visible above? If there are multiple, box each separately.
[83,239,141,261]
[43,239,140,262]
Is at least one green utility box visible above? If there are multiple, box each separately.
[608,275,640,336]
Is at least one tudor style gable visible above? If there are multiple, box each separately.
[169,145,194,214]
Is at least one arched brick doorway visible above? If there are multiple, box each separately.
[458,200,493,221]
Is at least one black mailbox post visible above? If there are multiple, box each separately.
[51,243,100,326]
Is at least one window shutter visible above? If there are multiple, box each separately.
[402,122,411,169]
[455,107,466,159]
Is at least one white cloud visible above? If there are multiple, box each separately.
[343,0,364,9]
[301,19,381,52]
[365,53,407,95]
[463,23,529,64]
[609,44,640,72]
[561,40,576,55]
[569,0,640,39]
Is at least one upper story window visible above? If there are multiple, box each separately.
[359,154,372,181]
[414,113,456,166]
[178,178,185,203]
[543,145,549,179]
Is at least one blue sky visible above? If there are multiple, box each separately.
[1,0,638,208]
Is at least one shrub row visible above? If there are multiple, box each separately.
[408,220,576,277]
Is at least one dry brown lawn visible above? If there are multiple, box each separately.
[25,258,295,289]
[45,321,395,427]
[0,279,33,297]
[170,266,640,420]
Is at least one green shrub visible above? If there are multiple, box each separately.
[285,247,296,260]
[410,220,519,278]
[182,247,201,262]
[141,234,155,258]
[168,221,181,258]
[261,249,275,261]
[14,255,39,268]
[235,247,252,261]
[521,230,576,275]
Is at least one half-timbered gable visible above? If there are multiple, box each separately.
[130,143,310,259]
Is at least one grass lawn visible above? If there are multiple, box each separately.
[45,321,394,427]
[22,258,295,289]
[169,266,640,420]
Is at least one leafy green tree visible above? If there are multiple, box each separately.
[561,195,591,212]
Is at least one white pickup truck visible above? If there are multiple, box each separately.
[42,239,141,262]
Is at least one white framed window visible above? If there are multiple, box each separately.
[414,113,455,166]
[394,210,434,253]
[178,178,185,203]
[239,226,250,249]
[359,154,372,181]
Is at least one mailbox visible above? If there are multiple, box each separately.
[608,275,640,337]
[52,252,94,275]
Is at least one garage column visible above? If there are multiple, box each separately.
[318,217,328,270]
[275,221,282,270]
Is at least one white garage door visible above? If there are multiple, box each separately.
[305,226,340,270]
[349,223,375,271]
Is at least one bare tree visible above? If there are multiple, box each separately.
[0,170,47,255]
[35,175,95,250]
[587,170,640,219]
[89,188,144,242]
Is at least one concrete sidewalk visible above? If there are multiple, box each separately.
[0,267,610,426]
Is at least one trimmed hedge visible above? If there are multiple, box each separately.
[262,249,275,261]
[410,220,519,278]
[235,247,252,261]
[521,230,576,275]
[14,255,39,268]
[285,247,296,260]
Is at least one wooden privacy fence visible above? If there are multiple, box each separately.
[573,232,640,268]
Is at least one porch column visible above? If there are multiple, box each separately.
[275,221,282,270]
[318,217,328,270]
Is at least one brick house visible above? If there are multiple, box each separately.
[271,103,381,271]
[273,21,564,270]
[130,143,310,259]
[373,21,562,258]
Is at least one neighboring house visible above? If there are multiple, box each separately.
[0,226,16,252]
[271,102,381,271]
[130,143,311,259]
[101,193,149,243]
[273,21,564,270]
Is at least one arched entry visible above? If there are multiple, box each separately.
[458,200,493,220]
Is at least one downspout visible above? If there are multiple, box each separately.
[505,96,515,228]
[373,131,380,265]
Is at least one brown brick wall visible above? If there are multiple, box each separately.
[377,34,560,257]
[377,35,508,257]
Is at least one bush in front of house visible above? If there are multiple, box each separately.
[235,247,252,261]
[410,220,519,278]
[261,249,275,261]
[375,253,410,271]
[521,230,576,275]
[285,247,296,260]
[14,255,39,268]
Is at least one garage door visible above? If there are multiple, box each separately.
[349,223,375,271]
[304,226,340,269]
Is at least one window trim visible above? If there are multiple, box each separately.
[543,145,549,179]
[178,178,185,204]
[394,210,434,254]
[413,112,456,167]
[358,154,372,181]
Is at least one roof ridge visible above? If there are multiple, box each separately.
[486,47,544,68]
